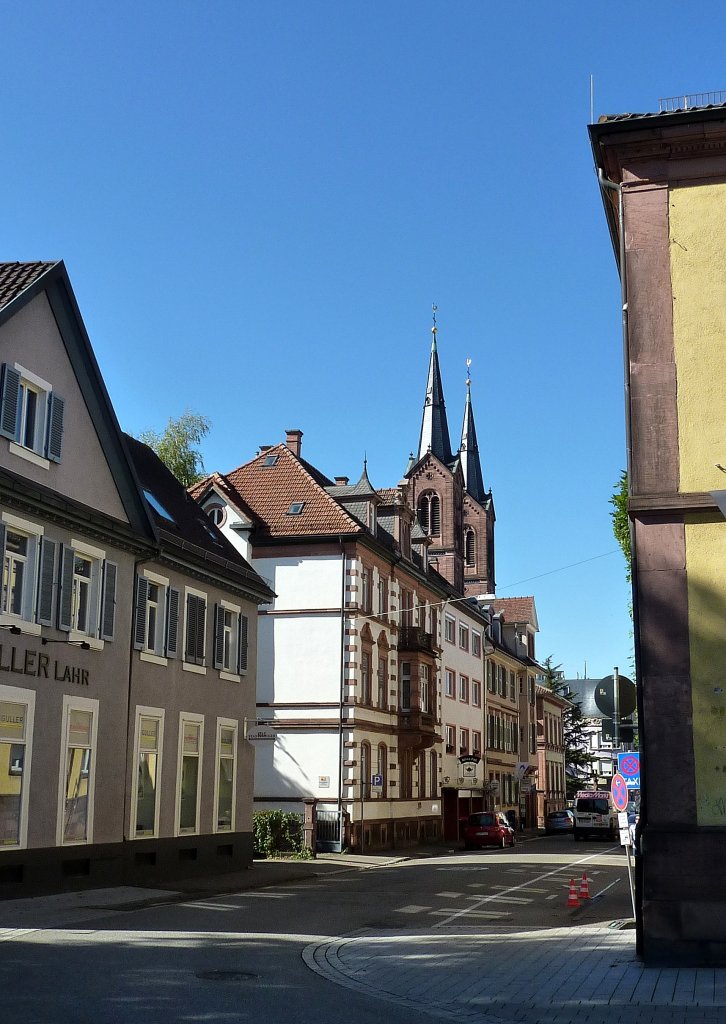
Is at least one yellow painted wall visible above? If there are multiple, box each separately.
[670,183,726,493]
[684,516,726,824]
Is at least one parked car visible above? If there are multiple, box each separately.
[462,812,515,849]
[544,809,575,835]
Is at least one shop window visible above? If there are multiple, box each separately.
[0,686,34,849]
[59,697,98,845]
[177,715,203,835]
[133,710,163,838]
[216,721,237,832]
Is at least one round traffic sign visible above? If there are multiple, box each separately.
[611,773,629,811]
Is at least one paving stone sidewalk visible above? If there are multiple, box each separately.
[303,925,726,1024]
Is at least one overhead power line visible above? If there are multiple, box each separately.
[497,550,619,592]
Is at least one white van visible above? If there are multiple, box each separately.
[573,790,617,841]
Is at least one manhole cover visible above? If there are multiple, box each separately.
[195,970,258,982]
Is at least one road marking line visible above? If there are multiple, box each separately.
[433,849,615,928]
[395,905,430,914]
[435,892,463,898]
[545,894,558,900]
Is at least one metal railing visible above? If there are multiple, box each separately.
[659,90,726,112]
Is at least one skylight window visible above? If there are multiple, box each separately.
[143,489,174,522]
[287,502,305,515]
[263,454,279,467]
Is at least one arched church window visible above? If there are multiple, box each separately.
[464,527,476,567]
[417,491,441,537]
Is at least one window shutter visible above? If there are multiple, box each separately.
[0,365,20,441]
[165,586,179,658]
[36,536,58,626]
[196,596,206,665]
[45,392,65,463]
[100,561,117,641]
[213,604,224,670]
[58,545,74,631]
[185,594,205,664]
[238,613,249,673]
[133,575,148,650]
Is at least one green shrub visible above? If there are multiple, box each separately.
[253,810,311,858]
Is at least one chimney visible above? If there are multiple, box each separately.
[335,476,349,486]
[285,429,303,456]
[259,445,272,453]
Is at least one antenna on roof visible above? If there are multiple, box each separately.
[590,74,594,124]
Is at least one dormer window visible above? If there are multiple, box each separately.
[287,502,305,515]
[205,502,226,527]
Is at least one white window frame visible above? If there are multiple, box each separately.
[183,586,207,674]
[175,712,204,836]
[139,570,170,665]
[472,679,482,708]
[0,512,43,635]
[0,683,35,850]
[444,615,455,644]
[444,668,455,699]
[130,706,164,839]
[8,365,52,470]
[214,717,238,833]
[445,724,455,753]
[57,695,99,846]
[68,538,105,651]
[219,599,241,682]
[472,631,481,658]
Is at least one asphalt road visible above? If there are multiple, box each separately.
[0,834,635,1024]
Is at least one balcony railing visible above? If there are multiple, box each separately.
[398,625,435,654]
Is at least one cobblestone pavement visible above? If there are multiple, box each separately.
[303,925,726,1024]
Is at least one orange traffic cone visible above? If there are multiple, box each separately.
[579,873,591,900]
[567,878,580,907]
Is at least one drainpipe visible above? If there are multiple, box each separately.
[337,538,347,851]
[597,165,645,951]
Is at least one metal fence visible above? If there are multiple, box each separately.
[659,91,726,112]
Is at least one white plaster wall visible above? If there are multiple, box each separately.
[217,503,253,562]
[257,614,342,703]
[255,554,343,610]
[253,730,341,799]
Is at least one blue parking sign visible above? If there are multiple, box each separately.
[617,751,640,789]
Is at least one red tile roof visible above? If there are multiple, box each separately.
[487,596,537,629]
[221,444,363,538]
[0,262,58,311]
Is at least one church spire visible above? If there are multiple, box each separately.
[417,305,453,465]
[460,360,486,503]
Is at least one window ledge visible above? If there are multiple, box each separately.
[68,632,104,651]
[8,442,50,470]
[182,662,207,675]
[0,616,41,636]
[140,651,168,667]
[219,671,241,683]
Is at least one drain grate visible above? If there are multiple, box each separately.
[195,970,258,982]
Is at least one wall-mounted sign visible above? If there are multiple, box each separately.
[319,775,331,788]
[0,645,89,685]
[245,724,277,742]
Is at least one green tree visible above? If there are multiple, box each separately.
[138,411,211,487]
[609,469,631,582]
[541,655,595,796]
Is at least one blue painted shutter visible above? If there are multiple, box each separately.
[58,545,74,631]
[165,586,179,658]
[100,561,117,641]
[238,613,249,673]
[45,392,64,462]
[213,604,224,670]
[133,576,148,650]
[36,537,58,626]
[0,365,20,441]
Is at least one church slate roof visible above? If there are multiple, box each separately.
[417,330,454,465]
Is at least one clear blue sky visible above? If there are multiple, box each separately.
[5,2,722,679]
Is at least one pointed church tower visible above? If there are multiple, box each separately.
[407,308,465,593]
[460,364,496,597]
[417,310,453,465]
